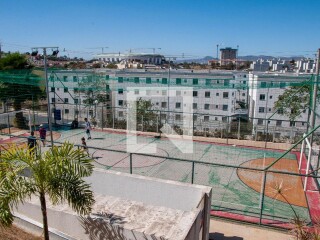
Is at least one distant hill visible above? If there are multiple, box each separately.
[177,55,306,63]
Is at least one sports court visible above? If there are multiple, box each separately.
[3,126,313,226]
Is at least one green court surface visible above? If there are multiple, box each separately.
[52,129,312,223]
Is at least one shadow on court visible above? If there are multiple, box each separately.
[209,232,243,240]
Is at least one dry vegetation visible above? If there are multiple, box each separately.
[0,225,42,240]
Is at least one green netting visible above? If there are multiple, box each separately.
[0,69,315,91]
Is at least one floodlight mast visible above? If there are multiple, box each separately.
[31,46,59,147]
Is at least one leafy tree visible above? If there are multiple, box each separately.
[0,142,95,240]
[0,53,44,128]
[274,81,319,121]
[126,98,159,132]
[105,63,118,69]
[79,74,109,107]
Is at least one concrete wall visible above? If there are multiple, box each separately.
[15,169,212,240]
[87,168,206,212]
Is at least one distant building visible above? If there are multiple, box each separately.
[95,53,164,67]
[219,47,237,66]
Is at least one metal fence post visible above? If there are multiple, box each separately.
[191,161,195,184]
[101,105,104,130]
[192,113,195,136]
[141,115,144,132]
[130,153,133,174]
[238,114,241,140]
[156,114,159,133]
[112,108,115,129]
[259,170,267,225]
[7,114,11,135]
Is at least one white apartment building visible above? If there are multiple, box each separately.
[248,72,318,138]
[48,69,317,139]
[111,70,249,133]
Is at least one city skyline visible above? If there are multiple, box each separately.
[1,0,320,59]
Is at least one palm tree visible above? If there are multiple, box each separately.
[0,142,95,240]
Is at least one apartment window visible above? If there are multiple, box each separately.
[224,79,229,86]
[276,120,282,126]
[176,90,181,96]
[146,77,151,84]
[193,91,198,97]
[280,82,286,88]
[215,117,218,121]
[258,119,263,125]
[162,78,167,84]
[261,82,267,88]
[65,109,69,114]
[51,87,55,92]
[134,89,139,95]
[193,115,198,121]
[222,117,228,122]
[73,76,77,82]
[232,92,234,96]
[118,77,123,83]
[105,75,109,80]
[160,114,167,120]
[268,108,272,112]
[161,102,167,108]
[176,78,182,85]
[278,108,284,114]
[215,105,219,109]
[118,100,123,106]
[223,92,229,98]
[193,103,197,109]
[64,98,69,103]
[74,99,79,104]
[63,76,68,82]
[223,105,228,111]
[51,98,55,103]
[193,79,198,85]
[176,102,181,109]
[242,93,245,96]
[204,116,209,122]
[175,114,181,121]
[216,93,219,96]
[259,107,265,113]
[119,111,124,118]
[134,77,139,83]
[205,79,211,86]
[118,89,123,94]
[290,121,295,127]
[64,87,68,93]
[204,104,210,110]
[259,94,266,101]
[205,91,210,98]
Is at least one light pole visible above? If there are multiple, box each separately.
[31,47,59,147]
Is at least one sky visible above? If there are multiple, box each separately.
[1,0,320,59]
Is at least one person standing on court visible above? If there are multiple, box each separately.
[84,118,92,140]
[27,131,37,154]
[81,137,90,156]
[39,126,47,147]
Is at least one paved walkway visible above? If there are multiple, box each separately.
[209,218,291,240]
